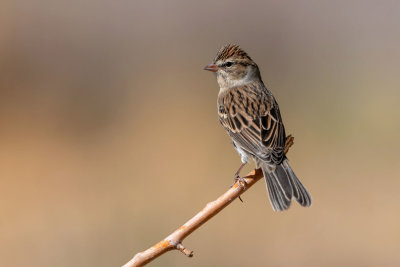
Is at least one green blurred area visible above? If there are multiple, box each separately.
[1,1,400,266]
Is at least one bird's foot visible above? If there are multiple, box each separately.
[232,174,246,202]
[233,174,247,188]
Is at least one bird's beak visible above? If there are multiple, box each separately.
[204,63,219,72]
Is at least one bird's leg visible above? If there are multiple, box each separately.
[233,162,247,187]
[228,162,247,202]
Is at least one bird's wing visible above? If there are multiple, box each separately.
[218,83,286,165]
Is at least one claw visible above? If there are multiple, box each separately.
[231,173,247,188]
[233,175,246,202]
[231,162,247,186]
[229,162,248,202]
[234,176,247,188]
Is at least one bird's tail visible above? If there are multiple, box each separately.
[261,159,312,211]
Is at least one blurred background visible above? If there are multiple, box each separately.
[1,1,400,266]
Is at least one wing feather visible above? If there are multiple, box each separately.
[218,83,286,165]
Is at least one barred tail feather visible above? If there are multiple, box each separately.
[262,159,312,211]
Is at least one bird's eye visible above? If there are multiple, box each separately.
[225,61,233,67]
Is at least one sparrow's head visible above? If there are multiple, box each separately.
[204,44,261,90]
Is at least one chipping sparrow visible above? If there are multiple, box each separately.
[204,44,312,211]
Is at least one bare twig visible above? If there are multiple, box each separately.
[122,135,294,267]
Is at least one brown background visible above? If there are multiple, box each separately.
[1,1,400,266]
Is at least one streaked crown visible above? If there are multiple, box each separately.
[214,44,253,62]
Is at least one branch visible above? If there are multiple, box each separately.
[122,135,295,267]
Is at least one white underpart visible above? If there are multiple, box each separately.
[233,141,249,164]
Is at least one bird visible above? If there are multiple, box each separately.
[204,44,312,211]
